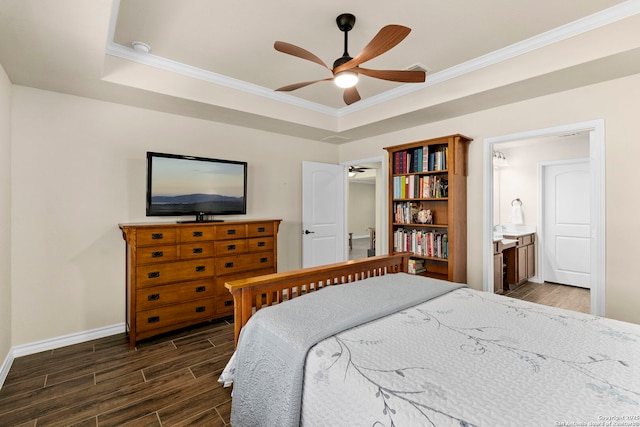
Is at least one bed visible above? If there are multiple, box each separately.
[220,254,640,427]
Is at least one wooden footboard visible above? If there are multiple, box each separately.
[225,253,411,346]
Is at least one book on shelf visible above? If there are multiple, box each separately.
[392,176,448,199]
[407,258,426,274]
[393,145,448,174]
[394,228,449,258]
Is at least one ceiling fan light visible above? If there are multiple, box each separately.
[334,71,358,88]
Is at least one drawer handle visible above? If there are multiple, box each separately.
[257,241,266,247]
[225,262,234,268]
[192,231,203,237]
[151,233,163,240]
[195,265,206,272]
[148,316,160,324]
[151,251,164,258]
[227,229,236,235]
[227,244,236,250]
[195,286,206,293]
[224,300,233,307]
[148,271,160,279]
[257,227,265,233]
[147,293,160,301]
[260,257,268,263]
[195,306,206,313]
[192,247,203,254]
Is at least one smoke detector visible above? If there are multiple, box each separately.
[131,41,151,53]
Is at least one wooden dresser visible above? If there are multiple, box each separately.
[119,219,281,347]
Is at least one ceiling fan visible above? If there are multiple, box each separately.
[349,165,370,173]
[274,13,426,105]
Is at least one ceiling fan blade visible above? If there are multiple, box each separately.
[275,78,334,92]
[274,41,331,71]
[355,67,426,83]
[343,86,361,105]
[333,25,411,73]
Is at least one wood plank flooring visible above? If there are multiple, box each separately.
[503,280,590,314]
[0,281,589,426]
[0,318,235,426]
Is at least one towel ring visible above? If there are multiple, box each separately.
[511,198,522,206]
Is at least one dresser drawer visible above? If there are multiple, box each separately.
[215,224,247,240]
[136,259,215,288]
[178,226,217,242]
[247,236,274,253]
[136,245,178,265]
[136,298,215,333]
[215,268,274,296]
[179,242,215,259]
[247,222,274,237]
[136,279,215,311]
[136,228,177,246]
[216,296,235,316]
[216,252,274,276]
[214,239,248,256]
[520,234,534,245]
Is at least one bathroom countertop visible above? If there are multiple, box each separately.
[502,230,535,238]
[495,225,536,238]
[493,237,518,244]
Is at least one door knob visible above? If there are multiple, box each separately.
[304,229,315,234]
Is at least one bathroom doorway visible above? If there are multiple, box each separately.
[483,120,605,316]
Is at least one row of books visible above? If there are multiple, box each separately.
[392,175,449,199]
[394,228,449,259]
[407,259,426,275]
[392,146,448,174]
[393,202,435,224]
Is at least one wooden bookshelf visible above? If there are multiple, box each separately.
[385,134,472,283]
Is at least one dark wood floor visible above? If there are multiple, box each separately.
[0,318,235,426]
[0,281,590,426]
[503,280,590,314]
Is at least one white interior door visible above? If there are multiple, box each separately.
[543,160,591,288]
[302,161,346,268]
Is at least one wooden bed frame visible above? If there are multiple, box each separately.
[225,253,411,345]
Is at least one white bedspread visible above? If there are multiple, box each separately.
[300,288,640,426]
[223,273,463,427]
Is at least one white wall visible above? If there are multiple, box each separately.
[0,65,12,373]
[495,135,590,227]
[7,72,640,350]
[10,86,338,346]
[348,182,376,239]
[339,72,640,325]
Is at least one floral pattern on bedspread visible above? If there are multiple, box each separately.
[301,289,640,427]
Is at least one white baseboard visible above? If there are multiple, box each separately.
[0,350,13,390]
[0,323,126,390]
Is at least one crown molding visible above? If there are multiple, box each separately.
[106,0,640,117]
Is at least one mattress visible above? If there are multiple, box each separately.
[300,288,640,426]
[220,277,640,426]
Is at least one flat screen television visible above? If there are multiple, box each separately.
[146,151,247,222]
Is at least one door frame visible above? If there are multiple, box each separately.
[342,156,389,257]
[539,158,591,288]
[482,119,605,316]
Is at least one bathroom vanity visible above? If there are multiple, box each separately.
[493,227,536,293]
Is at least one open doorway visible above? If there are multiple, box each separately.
[493,136,590,313]
[344,157,386,261]
[483,120,605,316]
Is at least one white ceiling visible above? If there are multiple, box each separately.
[1,0,640,142]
